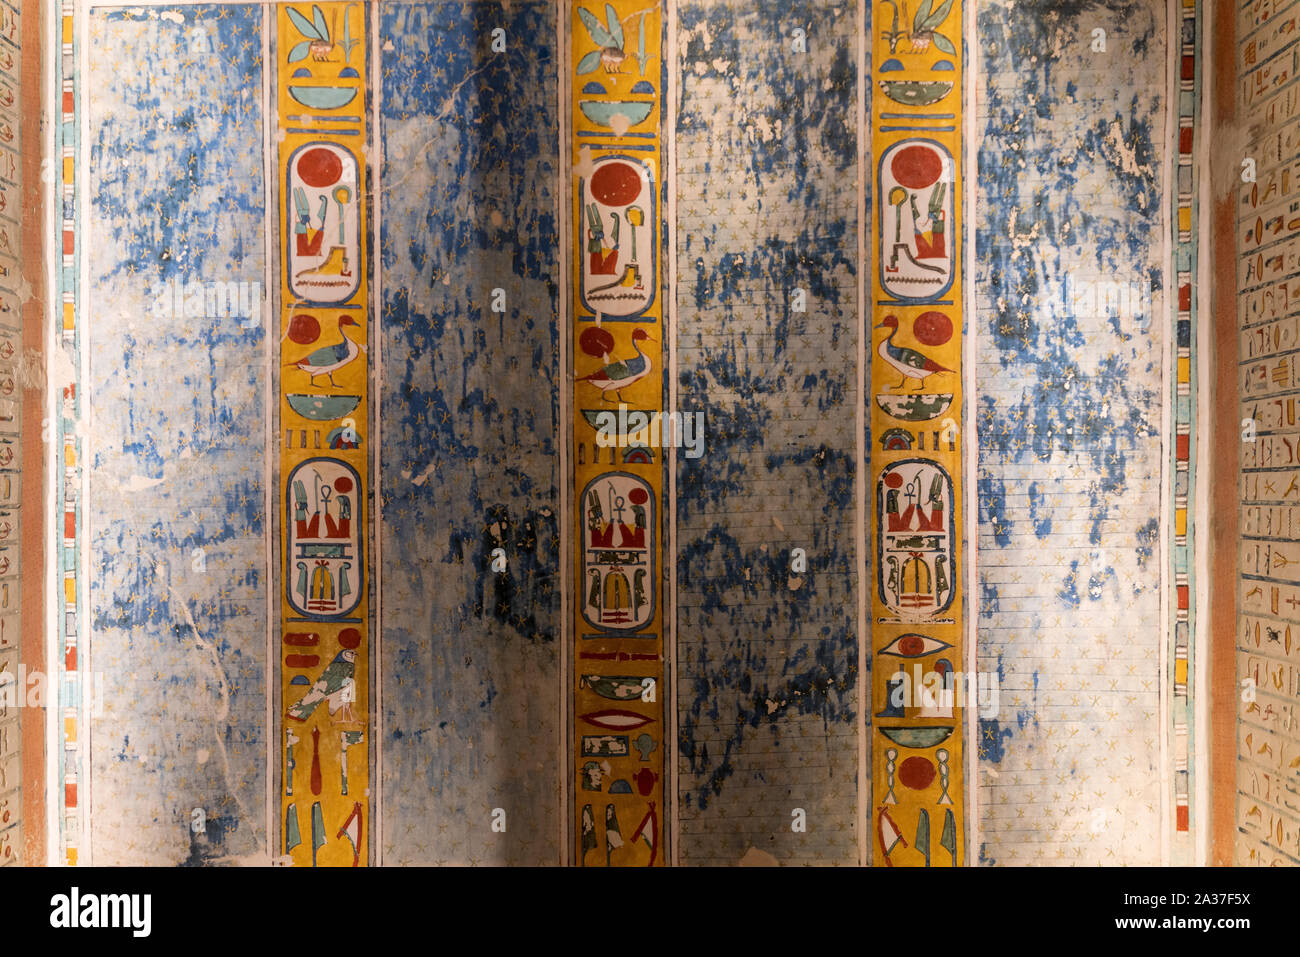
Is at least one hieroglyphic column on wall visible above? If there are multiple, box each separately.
[1234,0,1300,867]
[0,0,20,868]
[570,0,666,866]
[869,0,965,866]
[275,1,371,867]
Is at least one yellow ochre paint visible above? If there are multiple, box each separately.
[276,1,371,868]
[870,0,966,867]
[570,0,666,866]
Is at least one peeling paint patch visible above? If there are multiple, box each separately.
[86,5,267,865]
[377,1,561,866]
[974,0,1164,865]
[675,0,859,866]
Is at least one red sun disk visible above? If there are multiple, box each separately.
[288,314,321,345]
[298,147,343,188]
[913,311,954,346]
[333,476,354,494]
[898,755,936,790]
[884,472,904,488]
[338,628,362,650]
[590,161,642,207]
[580,325,616,358]
[891,145,944,190]
[628,488,649,505]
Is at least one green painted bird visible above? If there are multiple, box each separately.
[288,315,363,387]
[875,315,952,391]
[287,648,356,723]
[578,328,654,403]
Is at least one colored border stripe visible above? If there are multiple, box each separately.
[1168,0,1201,863]
[55,0,81,868]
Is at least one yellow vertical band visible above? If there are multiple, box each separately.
[869,0,966,867]
[570,0,666,866]
[276,1,371,868]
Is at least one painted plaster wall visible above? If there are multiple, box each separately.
[379,1,562,865]
[59,0,1201,868]
[86,5,268,865]
[974,0,1167,864]
[675,0,860,865]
